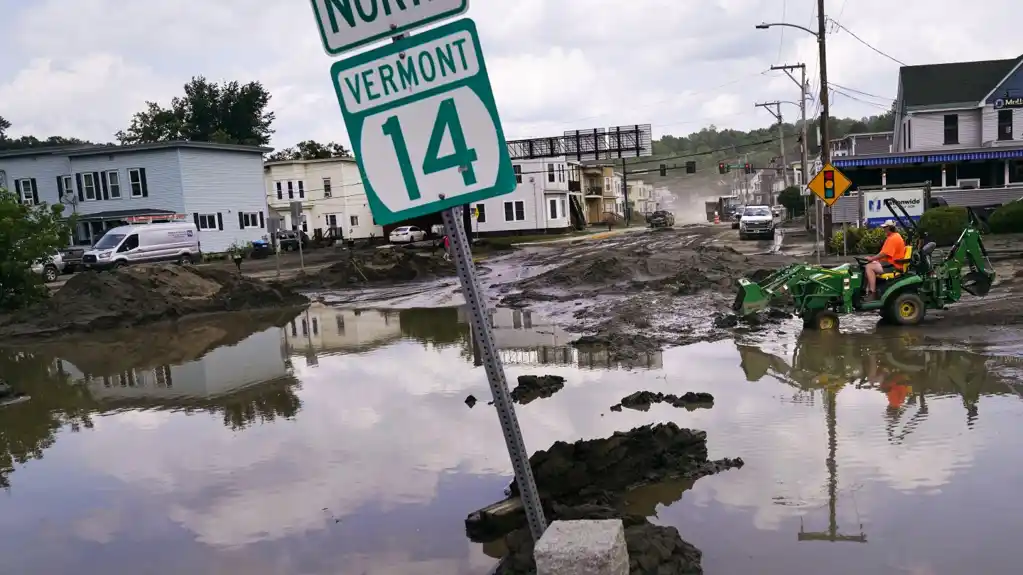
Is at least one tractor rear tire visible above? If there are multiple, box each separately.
[807,310,840,331]
[888,292,925,326]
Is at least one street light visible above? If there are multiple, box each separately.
[756,22,818,37]
[756,4,834,251]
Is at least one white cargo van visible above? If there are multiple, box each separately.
[82,222,200,270]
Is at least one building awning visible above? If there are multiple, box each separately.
[74,208,178,222]
[834,147,1023,169]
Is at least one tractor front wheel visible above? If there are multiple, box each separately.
[806,310,840,331]
[888,292,925,326]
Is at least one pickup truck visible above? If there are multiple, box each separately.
[31,253,65,283]
[738,205,775,240]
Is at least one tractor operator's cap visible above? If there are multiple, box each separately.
[882,219,897,229]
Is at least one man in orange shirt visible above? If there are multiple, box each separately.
[864,220,906,300]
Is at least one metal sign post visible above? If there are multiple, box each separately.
[443,204,547,540]
[322,11,547,541]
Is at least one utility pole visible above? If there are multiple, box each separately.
[755,101,788,205]
[771,63,810,229]
[817,0,833,251]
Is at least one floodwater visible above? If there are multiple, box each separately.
[1,305,1022,575]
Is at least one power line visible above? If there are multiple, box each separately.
[831,88,891,110]
[828,83,893,102]
[827,18,908,67]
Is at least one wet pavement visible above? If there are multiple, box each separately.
[2,305,1023,574]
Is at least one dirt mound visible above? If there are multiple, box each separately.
[510,375,566,404]
[508,422,743,505]
[287,248,455,288]
[611,391,714,412]
[472,423,742,574]
[515,243,760,300]
[0,265,307,338]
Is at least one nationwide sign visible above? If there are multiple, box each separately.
[994,97,1023,109]
[310,0,469,55]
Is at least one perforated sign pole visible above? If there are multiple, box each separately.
[442,205,547,540]
[390,31,548,543]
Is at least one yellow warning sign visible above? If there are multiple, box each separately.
[807,163,852,207]
[471,207,479,219]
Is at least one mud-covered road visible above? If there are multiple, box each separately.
[308,222,1023,361]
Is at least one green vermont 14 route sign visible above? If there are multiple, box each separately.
[330,18,516,226]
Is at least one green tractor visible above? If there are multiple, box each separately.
[734,198,996,331]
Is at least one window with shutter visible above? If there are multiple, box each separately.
[287,181,294,199]
[276,181,283,199]
[298,181,305,198]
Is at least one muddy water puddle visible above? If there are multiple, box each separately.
[1,306,1021,574]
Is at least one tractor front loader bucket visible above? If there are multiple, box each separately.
[734,277,772,316]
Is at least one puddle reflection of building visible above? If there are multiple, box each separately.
[462,307,664,370]
[282,304,403,365]
[61,326,288,401]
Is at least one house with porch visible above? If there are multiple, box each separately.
[0,141,272,253]
[579,164,624,223]
[263,156,383,240]
[830,54,1023,224]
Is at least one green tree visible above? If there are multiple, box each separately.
[778,186,805,217]
[116,76,275,146]
[0,188,73,311]
[0,115,94,152]
[266,139,351,162]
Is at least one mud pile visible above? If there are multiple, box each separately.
[287,248,455,288]
[610,391,714,412]
[476,423,742,574]
[498,504,703,575]
[510,374,566,404]
[516,245,757,296]
[0,265,307,338]
[508,422,743,504]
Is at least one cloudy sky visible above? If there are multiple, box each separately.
[1,0,1020,151]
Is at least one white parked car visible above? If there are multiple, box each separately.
[389,226,426,243]
[31,253,65,283]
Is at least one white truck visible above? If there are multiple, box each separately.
[738,205,775,240]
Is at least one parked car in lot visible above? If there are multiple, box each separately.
[389,225,426,243]
[31,253,65,283]
[738,205,775,240]
[646,210,675,228]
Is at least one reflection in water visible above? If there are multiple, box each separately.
[0,311,301,489]
[2,308,1023,575]
[735,329,1019,546]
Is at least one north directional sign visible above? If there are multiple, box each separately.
[310,0,469,56]
[807,162,852,206]
[330,18,516,226]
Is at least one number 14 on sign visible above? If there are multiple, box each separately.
[330,19,516,226]
[382,98,478,201]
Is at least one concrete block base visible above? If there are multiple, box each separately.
[534,519,629,575]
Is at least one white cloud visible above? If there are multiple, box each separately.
[4,0,1023,150]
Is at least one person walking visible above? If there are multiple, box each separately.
[442,234,451,261]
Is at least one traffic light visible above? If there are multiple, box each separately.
[744,163,753,174]
[823,169,835,199]
[718,162,726,174]
[685,161,696,174]
[659,163,667,177]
